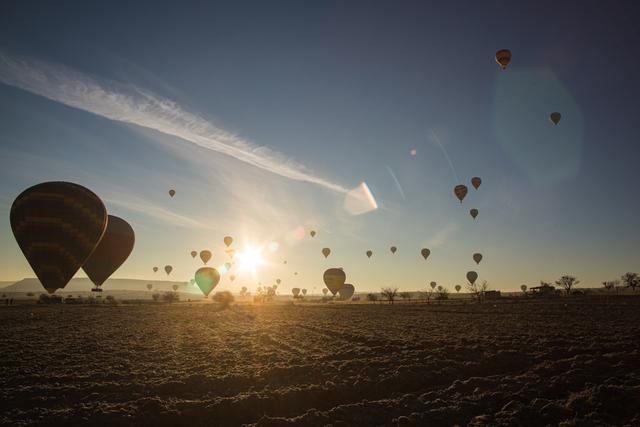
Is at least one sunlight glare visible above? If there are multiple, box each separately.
[236,245,265,275]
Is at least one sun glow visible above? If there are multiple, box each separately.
[235,245,265,275]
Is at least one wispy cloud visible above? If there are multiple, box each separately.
[0,52,348,193]
[104,197,214,230]
[424,222,459,248]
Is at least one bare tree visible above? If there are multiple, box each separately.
[602,280,619,292]
[466,280,489,303]
[621,272,639,291]
[366,293,379,303]
[381,287,398,305]
[555,275,580,295]
[400,292,412,303]
[435,286,449,301]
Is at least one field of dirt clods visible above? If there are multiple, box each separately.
[1,299,640,426]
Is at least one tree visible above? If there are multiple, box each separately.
[555,275,580,295]
[381,287,398,305]
[520,284,527,295]
[435,286,449,300]
[400,292,412,303]
[466,280,489,303]
[602,280,619,292]
[366,293,378,303]
[621,272,639,291]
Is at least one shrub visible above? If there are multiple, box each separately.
[381,288,398,304]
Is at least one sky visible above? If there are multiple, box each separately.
[1,1,639,293]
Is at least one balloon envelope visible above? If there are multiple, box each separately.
[190,251,197,258]
[322,248,331,258]
[430,281,437,289]
[200,250,212,264]
[310,230,316,237]
[10,182,107,294]
[467,271,478,284]
[276,279,281,284]
[390,246,397,254]
[470,209,479,219]
[366,250,373,258]
[147,283,153,290]
[473,253,483,264]
[454,185,468,202]
[153,267,158,273]
[323,268,346,295]
[224,236,233,247]
[338,283,355,300]
[165,265,172,275]
[168,189,175,197]
[550,112,561,125]
[495,49,512,69]
[195,267,220,296]
[82,215,135,288]
[229,275,236,282]
[421,248,431,260]
[471,177,482,190]
[454,285,461,292]
[292,287,300,297]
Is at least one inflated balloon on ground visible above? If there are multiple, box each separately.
[10,182,108,294]
[338,283,355,300]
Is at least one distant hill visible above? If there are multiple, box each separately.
[1,278,200,294]
[0,281,16,289]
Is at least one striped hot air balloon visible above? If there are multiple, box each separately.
[10,182,108,294]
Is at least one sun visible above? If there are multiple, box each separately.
[235,245,265,275]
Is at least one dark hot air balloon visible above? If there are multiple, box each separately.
[292,288,300,297]
[454,285,461,293]
[466,271,478,285]
[190,251,197,258]
[495,49,511,69]
[172,284,179,292]
[323,268,346,296]
[390,246,397,254]
[473,253,483,264]
[146,283,153,291]
[550,112,561,125]
[195,267,220,296]
[200,250,212,265]
[471,177,482,190]
[322,288,328,296]
[164,265,173,275]
[421,248,430,260]
[10,182,107,294]
[153,266,158,273]
[301,288,307,296]
[366,250,372,258]
[430,281,437,290]
[521,284,527,293]
[322,247,331,258]
[454,185,468,203]
[310,230,316,237]
[168,189,176,197]
[338,283,355,300]
[82,215,135,290]
[470,209,479,219]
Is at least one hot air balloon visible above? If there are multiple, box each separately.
[454,285,461,293]
[168,189,176,197]
[190,251,197,258]
[172,284,179,292]
[366,250,373,258]
[390,246,397,254]
[224,262,232,271]
[322,288,328,296]
[276,279,281,285]
[82,215,135,290]
[200,250,212,265]
[292,288,301,297]
[283,260,287,264]
[473,253,483,264]
[495,49,511,69]
[147,283,153,291]
[470,209,479,219]
[153,266,158,273]
[241,286,247,294]
[294,271,298,276]
[225,248,235,258]
[273,284,278,290]
[521,284,527,293]
[338,283,355,300]
[323,268,346,296]
[471,177,482,190]
[430,281,437,290]
[322,247,331,258]
[224,236,233,247]
[194,267,220,297]
[421,248,431,260]
[466,271,478,285]
[302,288,307,296]
[310,230,316,237]
[229,275,236,282]
[164,265,172,275]
[454,185,468,203]
[550,112,561,125]
[10,182,108,294]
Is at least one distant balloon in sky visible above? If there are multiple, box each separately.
[283,260,287,264]
[310,230,316,237]
[344,182,378,215]
[172,284,179,292]
[10,181,107,294]
[430,281,437,290]
[190,251,197,258]
[521,284,528,292]
[470,208,479,219]
[194,267,220,296]
[495,49,512,69]
[292,288,300,297]
[224,236,233,247]
[224,262,231,270]
[323,268,346,296]
[550,112,561,125]
[164,265,172,275]
[200,250,212,265]
[390,246,397,254]
[421,248,431,260]
[168,189,176,197]
[454,185,468,203]
[294,271,298,276]
[229,275,236,282]
[454,285,461,293]
[322,288,328,296]
[153,267,158,273]
[147,283,153,291]
[467,271,478,285]
[226,248,235,258]
[338,283,355,300]
[366,250,373,258]
[302,288,307,296]
[82,215,135,290]
[276,279,281,285]
[322,247,331,258]
[473,253,483,264]
[471,177,482,190]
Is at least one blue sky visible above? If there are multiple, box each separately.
[1,1,639,293]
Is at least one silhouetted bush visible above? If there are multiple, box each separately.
[162,292,179,303]
[366,293,378,303]
[381,288,398,304]
[212,291,234,309]
[466,280,490,303]
[105,295,116,304]
[435,286,449,300]
[38,294,62,304]
[621,272,639,291]
[151,293,160,302]
[555,275,580,295]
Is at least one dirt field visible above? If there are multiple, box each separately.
[1,298,639,426]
